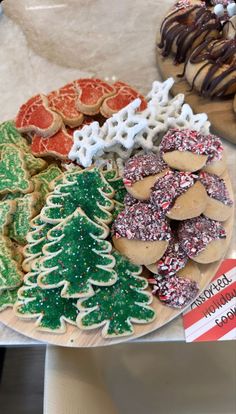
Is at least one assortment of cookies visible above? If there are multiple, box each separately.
[112,128,233,308]
[158,0,236,114]
[0,77,234,340]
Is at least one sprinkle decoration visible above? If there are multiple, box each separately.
[153,236,188,276]
[199,171,233,206]
[178,216,226,258]
[123,154,168,185]
[150,171,196,215]
[112,202,171,241]
[124,193,139,207]
[160,129,223,164]
[150,274,199,308]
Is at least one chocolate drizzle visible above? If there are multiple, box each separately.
[159,4,221,63]
[188,38,236,97]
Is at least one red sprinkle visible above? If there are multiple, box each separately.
[178,216,226,258]
[160,129,223,165]
[199,171,233,206]
[151,274,199,308]
[112,202,171,242]
[150,170,196,216]
[123,153,168,185]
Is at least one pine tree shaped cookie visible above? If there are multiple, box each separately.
[0,200,15,235]
[38,208,117,298]
[0,145,32,194]
[15,285,79,332]
[40,168,114,226]
[77,250,156,338]
[0,288,18,311]
[0,236,23,291]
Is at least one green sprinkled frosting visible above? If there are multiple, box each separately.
[40,168,114,225]
[15,285,79,332]
[0,236,23,290]
[78,250,156,338]
[0,145,31,194]
[0,288,18,311]
[38,208,117,298]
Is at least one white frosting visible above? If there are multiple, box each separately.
[214,4,225,16]
[227,2,236,17]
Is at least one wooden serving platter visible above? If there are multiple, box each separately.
[156,39,236,145]
[0,172,233,347]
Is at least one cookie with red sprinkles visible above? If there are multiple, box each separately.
[160,129,225,174]
[146,236,188,276]
[150,170,207,220]
[150,274,199,309]
[199,171,233,222]
[178,216,227,264]
[123,153,169,200]
[112,202,171,265]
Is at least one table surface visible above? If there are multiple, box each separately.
[0,1,235,345]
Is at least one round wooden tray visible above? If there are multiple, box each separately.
[0,172,234,347]
[156,37,236,145]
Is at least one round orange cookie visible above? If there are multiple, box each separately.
[123,154,169,200]
[150,171,207,220]
[112,202,171,265]
[199,171,233,222]
[160,129,225,176]
[178,216,227,264]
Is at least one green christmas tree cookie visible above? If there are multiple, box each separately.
[0,236,23,290]
[38,208,117,298]
[0,121,47,175]
[0,145,32,194]
[0,288,18,311]
[15,285,79,332]
[103,169,126,205]
[40,168,114,226]
[31,164,62,212]
[8,193,38,245]
[0,200,15,234]
[22,215,52,272]
[77,250,156,338]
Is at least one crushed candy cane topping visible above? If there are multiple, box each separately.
[150,170,196,215]
[178,216,226,258]
[199,171,233,206]
[112,202,171,241]
[123,153,168,185]
[150,274,199,308]
[124,193,139,207]
[153,236,188,276]
[160,129,223,164]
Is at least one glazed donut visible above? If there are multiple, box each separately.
[199,171,233,221]
[123,154,169,200]
[150,170,208,220]
[159,0,221,63]
[160,129,225,175]
[112,202,171,265]
[178,215,227,263]
[185,38,236,98]
[146,235,188,275]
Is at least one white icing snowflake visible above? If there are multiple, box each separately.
[167,103,210,134]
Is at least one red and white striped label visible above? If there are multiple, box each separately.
[183,260,236,342]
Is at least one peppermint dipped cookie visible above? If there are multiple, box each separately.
[178,216,227,263]
[199,171,233,221]
[123,153,169,200]
[160,129,226,175]
[150,170,207,220]
[112,202,171,265]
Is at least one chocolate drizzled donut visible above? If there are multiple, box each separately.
[159,2,221,63]
[185,38,236,97]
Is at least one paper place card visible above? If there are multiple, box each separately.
[183,259,236,342]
